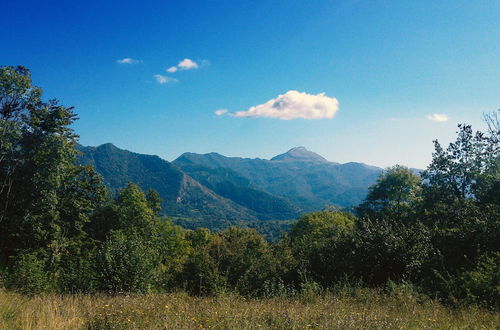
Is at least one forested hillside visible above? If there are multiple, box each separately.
[175,148,382,211]
[77,142,385,230]
[78,143,261,229]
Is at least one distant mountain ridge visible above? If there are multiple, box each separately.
[271,146,330,163]
[174,147,382,212]
[78,144,260,228]
[78,144,384,229]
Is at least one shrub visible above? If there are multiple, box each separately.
[351,219,433,285]
[96,231,156,293]
[6,253,50,295]
[436,253,500,308]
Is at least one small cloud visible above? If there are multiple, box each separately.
[220,90,339,120]
[215,109,228,116]
[426,113,449,122]
[154,74,178,84]
[116,58,140,64]
[178,58,199,70]
[166,58,206,73]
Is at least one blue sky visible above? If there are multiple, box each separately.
[1,0,498,168]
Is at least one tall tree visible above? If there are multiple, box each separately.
[357,165,422,222]
[0,66,42,225]
[420,119,499,293]
[0,66,107,292]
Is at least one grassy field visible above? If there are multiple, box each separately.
[0,289,498,329]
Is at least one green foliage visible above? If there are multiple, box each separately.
[177,228,226,296]
[57,248,98,294]
[0,66,108,294]
[289,210,355,244]
[217,227,278,295]
[350,219,433,285]
[435,253,500,308]
[357,165,422,221]
[6,253,50,295]
[417,120,500,305]
[146,189,163,216]
[88,183,158,241]
[152,220,191,290]
[96,231,156,294]
[287,210,355,286]
[115,183,157,236]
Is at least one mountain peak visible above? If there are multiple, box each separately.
[271,147,328,163]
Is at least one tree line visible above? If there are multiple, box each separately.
[1,66,498,308]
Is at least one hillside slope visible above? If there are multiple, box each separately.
[174,147,382,211]
[78,144,258,227]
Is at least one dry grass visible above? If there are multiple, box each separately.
[0,289,498,329]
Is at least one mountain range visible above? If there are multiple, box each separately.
[78,144,384,230]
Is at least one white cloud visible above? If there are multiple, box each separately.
[222,90,339,120]
[178,58,199,70]
[166,58,202,73]
[426,113,449,122]
[154,74,178,84]
[116,58,139,64]
[215,109,228,116]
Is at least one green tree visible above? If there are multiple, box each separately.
[177,228,225,296]
[88,183,157,241]
[420,119,499,303]
[0,66,108,293]
[115,183,157,235]
[357,165,422,222]
[287,210,355,286]
[6,252,50,295]
[146,189,163,216]
[1,91,78,256]
[96,230,156,293]
[350,219,432,285]
[153,220,191,290]
[422,122,498,213]
[0,66,42,224]
[217,227,277,295]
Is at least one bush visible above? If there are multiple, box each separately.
[57,250,98,293]
[351,219,433,285]
[436,253,500,308]
[287,210,355,286]
[6,253,51,295]
[217,227,278,296]
[96,231,156,293]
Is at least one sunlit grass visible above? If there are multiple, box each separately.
[0,289,498,329]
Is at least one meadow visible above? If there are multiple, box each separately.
[1,289,498,329]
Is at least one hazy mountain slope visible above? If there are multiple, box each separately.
[177,163,301,220]
[271,146,330,163]
[78,144,384,227]
[174,147,383,211]
[78,144,258,224]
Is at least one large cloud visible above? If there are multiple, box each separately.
[426,113,449,122]
[218,90,339,120]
